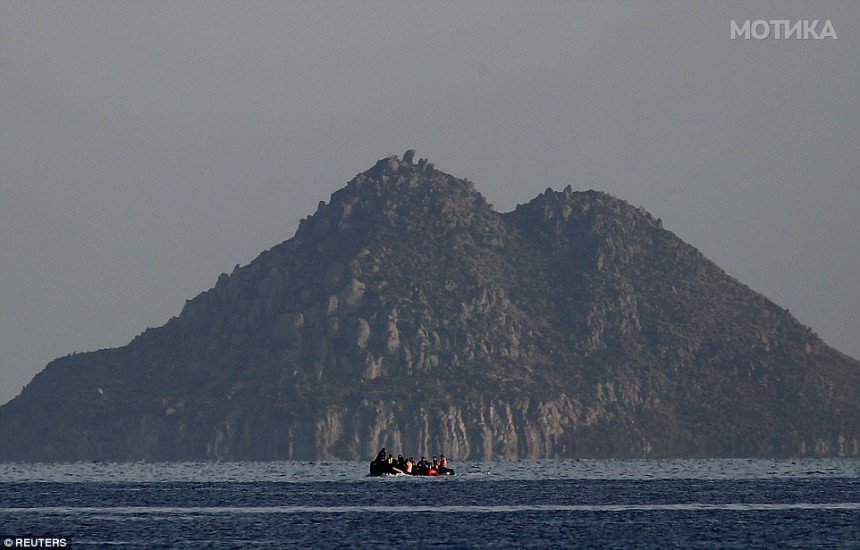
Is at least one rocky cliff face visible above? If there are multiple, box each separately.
[2,153,858,461]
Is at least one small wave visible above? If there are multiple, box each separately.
[4,503,858,515]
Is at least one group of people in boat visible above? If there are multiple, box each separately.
[370,448,455,476]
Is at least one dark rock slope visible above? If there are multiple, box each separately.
[1,153,857,461]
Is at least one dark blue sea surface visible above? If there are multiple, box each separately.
[1,460,858,548]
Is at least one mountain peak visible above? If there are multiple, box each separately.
[354,151,473,196]
[296,152,491,243]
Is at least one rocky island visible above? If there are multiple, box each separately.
[1,152,857,461]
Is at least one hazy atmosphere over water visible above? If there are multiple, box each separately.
[1,1,858,405]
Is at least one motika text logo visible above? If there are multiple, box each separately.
[731,20,838,40]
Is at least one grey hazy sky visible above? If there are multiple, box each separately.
[1,1,858,405]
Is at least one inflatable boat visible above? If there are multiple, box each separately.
[369,460,455,476]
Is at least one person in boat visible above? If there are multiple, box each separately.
[427,456,439,475]
[370,448,399,475]
[405,457,413,474]
[438,454,452,475]
[375,448,387,463]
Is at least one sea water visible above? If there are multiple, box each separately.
[1,459,858,548]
